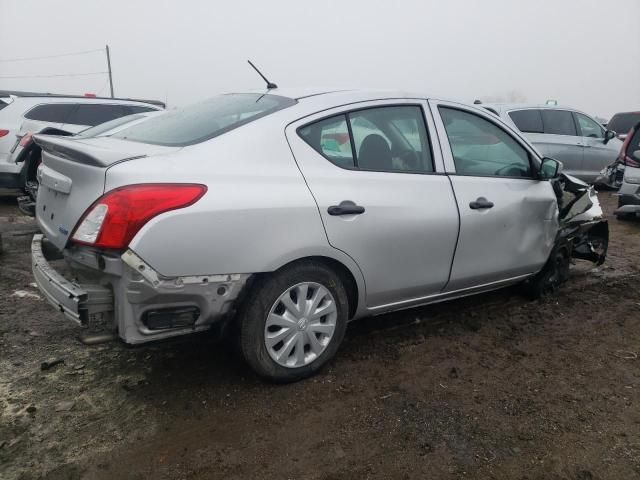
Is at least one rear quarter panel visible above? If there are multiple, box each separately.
[104,120,356,280]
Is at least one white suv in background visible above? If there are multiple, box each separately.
[482,104,622,183]
[0,91,163,193]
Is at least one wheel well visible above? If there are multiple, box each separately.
[256,256,360,319]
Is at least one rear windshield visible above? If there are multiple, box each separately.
[608,113,640,136]
[75,113,146,138]
[0,98,9,111]
[113,93,297,146]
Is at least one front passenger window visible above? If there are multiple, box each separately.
[575,113,604,138]
[439,107,532,178]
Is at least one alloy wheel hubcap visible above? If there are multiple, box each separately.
[264,282,337,368]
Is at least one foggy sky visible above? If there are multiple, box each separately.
[1,0,638,119]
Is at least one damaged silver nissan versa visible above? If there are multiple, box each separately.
[31,89,608,382]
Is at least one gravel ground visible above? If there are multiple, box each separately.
[1,192,639,480]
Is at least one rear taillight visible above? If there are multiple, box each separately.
[19,132,32,147]
[0,129,9,138]
[70,184,207,249]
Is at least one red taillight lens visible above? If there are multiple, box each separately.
[0,129,9,138]
[70,184,207,249]
[19,132,33,147]
[625,155,640,168]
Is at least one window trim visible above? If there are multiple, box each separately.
[438,105,538,181]
[296,103,437,175]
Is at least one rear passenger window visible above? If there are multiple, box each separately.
[69,105,127,126]
[541,110,577,136]
[349,106,433,172]
[439,107,532,178]
[298,115,354,168]
[298,106,433,173]
[24,104,75,123]
[509,110,543,133]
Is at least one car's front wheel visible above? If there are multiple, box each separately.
[239,261,349,382]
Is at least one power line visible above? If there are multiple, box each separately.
[0,71,108,79]
[0,48,103,63]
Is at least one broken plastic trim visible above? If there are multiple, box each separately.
[551,173,609,265]
[120,249,242,287]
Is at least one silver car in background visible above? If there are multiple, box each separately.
[483,104,622,183]
[31,89,607,382]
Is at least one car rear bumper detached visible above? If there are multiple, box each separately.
[32,234,113,324]
[32,234,250,344]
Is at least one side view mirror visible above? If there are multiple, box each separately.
[633,150,640,162]
[539,157,562,180]
[604,130,616,144]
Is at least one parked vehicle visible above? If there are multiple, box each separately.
[16,110,163,215]
[614,122,640,219]
[607,111,640,140]
[31,89,608,382]
[483,104,622,183]
[0,90,163,196]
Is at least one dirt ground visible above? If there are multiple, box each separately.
[1,192,639,480]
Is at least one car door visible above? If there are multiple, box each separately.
[574,111,622,182]
[430,100,558,292]
[536,109,584,178]
[286,100,459,308]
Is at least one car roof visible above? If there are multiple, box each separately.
[610,111,640,116]
[0,90,165,108]
[236,87,437,102]
[481,103,584,112]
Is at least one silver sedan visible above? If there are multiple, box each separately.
[31,89,607,382]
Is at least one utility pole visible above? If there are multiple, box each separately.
[105,45,114,98]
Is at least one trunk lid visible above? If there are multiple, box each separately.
[33,134,178,250]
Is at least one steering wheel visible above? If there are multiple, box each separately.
[398,149,419,169]
[495,163,527,177]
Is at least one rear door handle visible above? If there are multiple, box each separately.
[469,197,494,210]
[328,201,365,216]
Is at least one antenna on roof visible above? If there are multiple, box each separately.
[473,99,482,104]
[247,60,277,90]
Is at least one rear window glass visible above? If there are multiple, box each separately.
[24,103,75,123]
[509,110,543,133]
[68,104,128,127]
[75,113,146,138]
[608,113,640,136]
[113,94,297,146]
[541,110,577,136]
[0,99,9,111]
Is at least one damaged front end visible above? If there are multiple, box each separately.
[552,173,608,265]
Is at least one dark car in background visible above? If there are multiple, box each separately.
[608,111,640,140]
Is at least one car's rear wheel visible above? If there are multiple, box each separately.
[239,261,349,382]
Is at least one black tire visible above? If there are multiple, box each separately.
[615,213,634,221]
[521,247,570,300]
[239,261,349,383]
